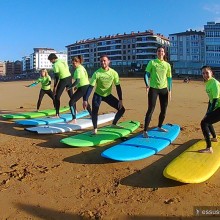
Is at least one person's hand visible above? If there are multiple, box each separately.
[83,101,88,110]
[53,87,57,95]
[146,86,149,93]
[168,91,172,101]
[118,100,123,110]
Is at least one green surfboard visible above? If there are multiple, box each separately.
[60,120,140,147]
[2,106,70,119]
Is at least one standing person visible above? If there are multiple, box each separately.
[48,53,73,118]
[25,69,55,111]
[198,66,220,153]
[67,55,92,124]
[143,46,172,138]
[83,55,125,134]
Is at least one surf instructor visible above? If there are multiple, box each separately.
[83,55,125,134]
[143,46,172,138]
[48,53,73,117]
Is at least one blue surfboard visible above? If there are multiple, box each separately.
[101,124,180,161]
[15,110,89,126]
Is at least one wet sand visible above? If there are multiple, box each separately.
[0,78,219,219]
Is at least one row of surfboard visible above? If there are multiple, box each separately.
[2,107,220,184]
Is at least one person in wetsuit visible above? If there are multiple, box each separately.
[83,55,125,134]
[143,46,172,138]
[199,65,220,153]
[26,69,55,111]
[48,53,73,117]
[67,55,92,124]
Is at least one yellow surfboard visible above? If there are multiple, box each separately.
[163,138,220,183]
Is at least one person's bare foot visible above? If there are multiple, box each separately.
[68,119,77,124]
[158,127,168,132]
[51,115,60,118]
[143,131,148,138]
[211,137,218,142]
[91,129,98,135]
[111,124,124,129]
[198,147,213,153]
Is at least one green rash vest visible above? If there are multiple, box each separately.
[145,58,172,89]
[73,65,89,88]
[52,59,71,79]
[205,77,220,110]
[90,67,120,97]
[36,75,51,90]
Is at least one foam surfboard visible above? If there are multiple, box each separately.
[2,106,70,119]
[101,124,180,161]
[163,138,220,183]
[25,113,116,134]
[15,110,89,126]
[60,120,140,147]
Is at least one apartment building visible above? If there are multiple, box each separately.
[169,22,220,76]
[22,56,31,73]
[169,30,205,75]
[204,21,220,74]
[23,48,67,73]
[14,60,23,74]
[66,30,170,69]
[5,61,14,75]
[0,61,6,76]
[0,60,22,75]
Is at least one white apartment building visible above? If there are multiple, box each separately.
[22,48,67,73]
[204,22,220,72]
[169,30,205,75]
[66,30,170,69]
[0,61,6,76]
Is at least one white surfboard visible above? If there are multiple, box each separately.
[25,113,115,134]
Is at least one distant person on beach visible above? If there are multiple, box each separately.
[183,77,190,83]
[48,53,73,117]
[143,46,172,138]
[66,55,92,124]
[198,66,220,153]
[25,69,55,111]
[83,55,125,134]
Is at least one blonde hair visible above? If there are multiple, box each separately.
[40,69,48,76]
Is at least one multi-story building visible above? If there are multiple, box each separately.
[23,48,67,73]
[5,61,14,75]
[169,30,205,75]
[14,60,23,74]
[0,61,6,76]
[204,21,220,74]
[22,56,31,73]
[66,30,170,70]
[0,61,22,75]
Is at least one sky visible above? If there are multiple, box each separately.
[0,0,220,61]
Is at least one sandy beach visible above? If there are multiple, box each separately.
[0,78,219,220]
